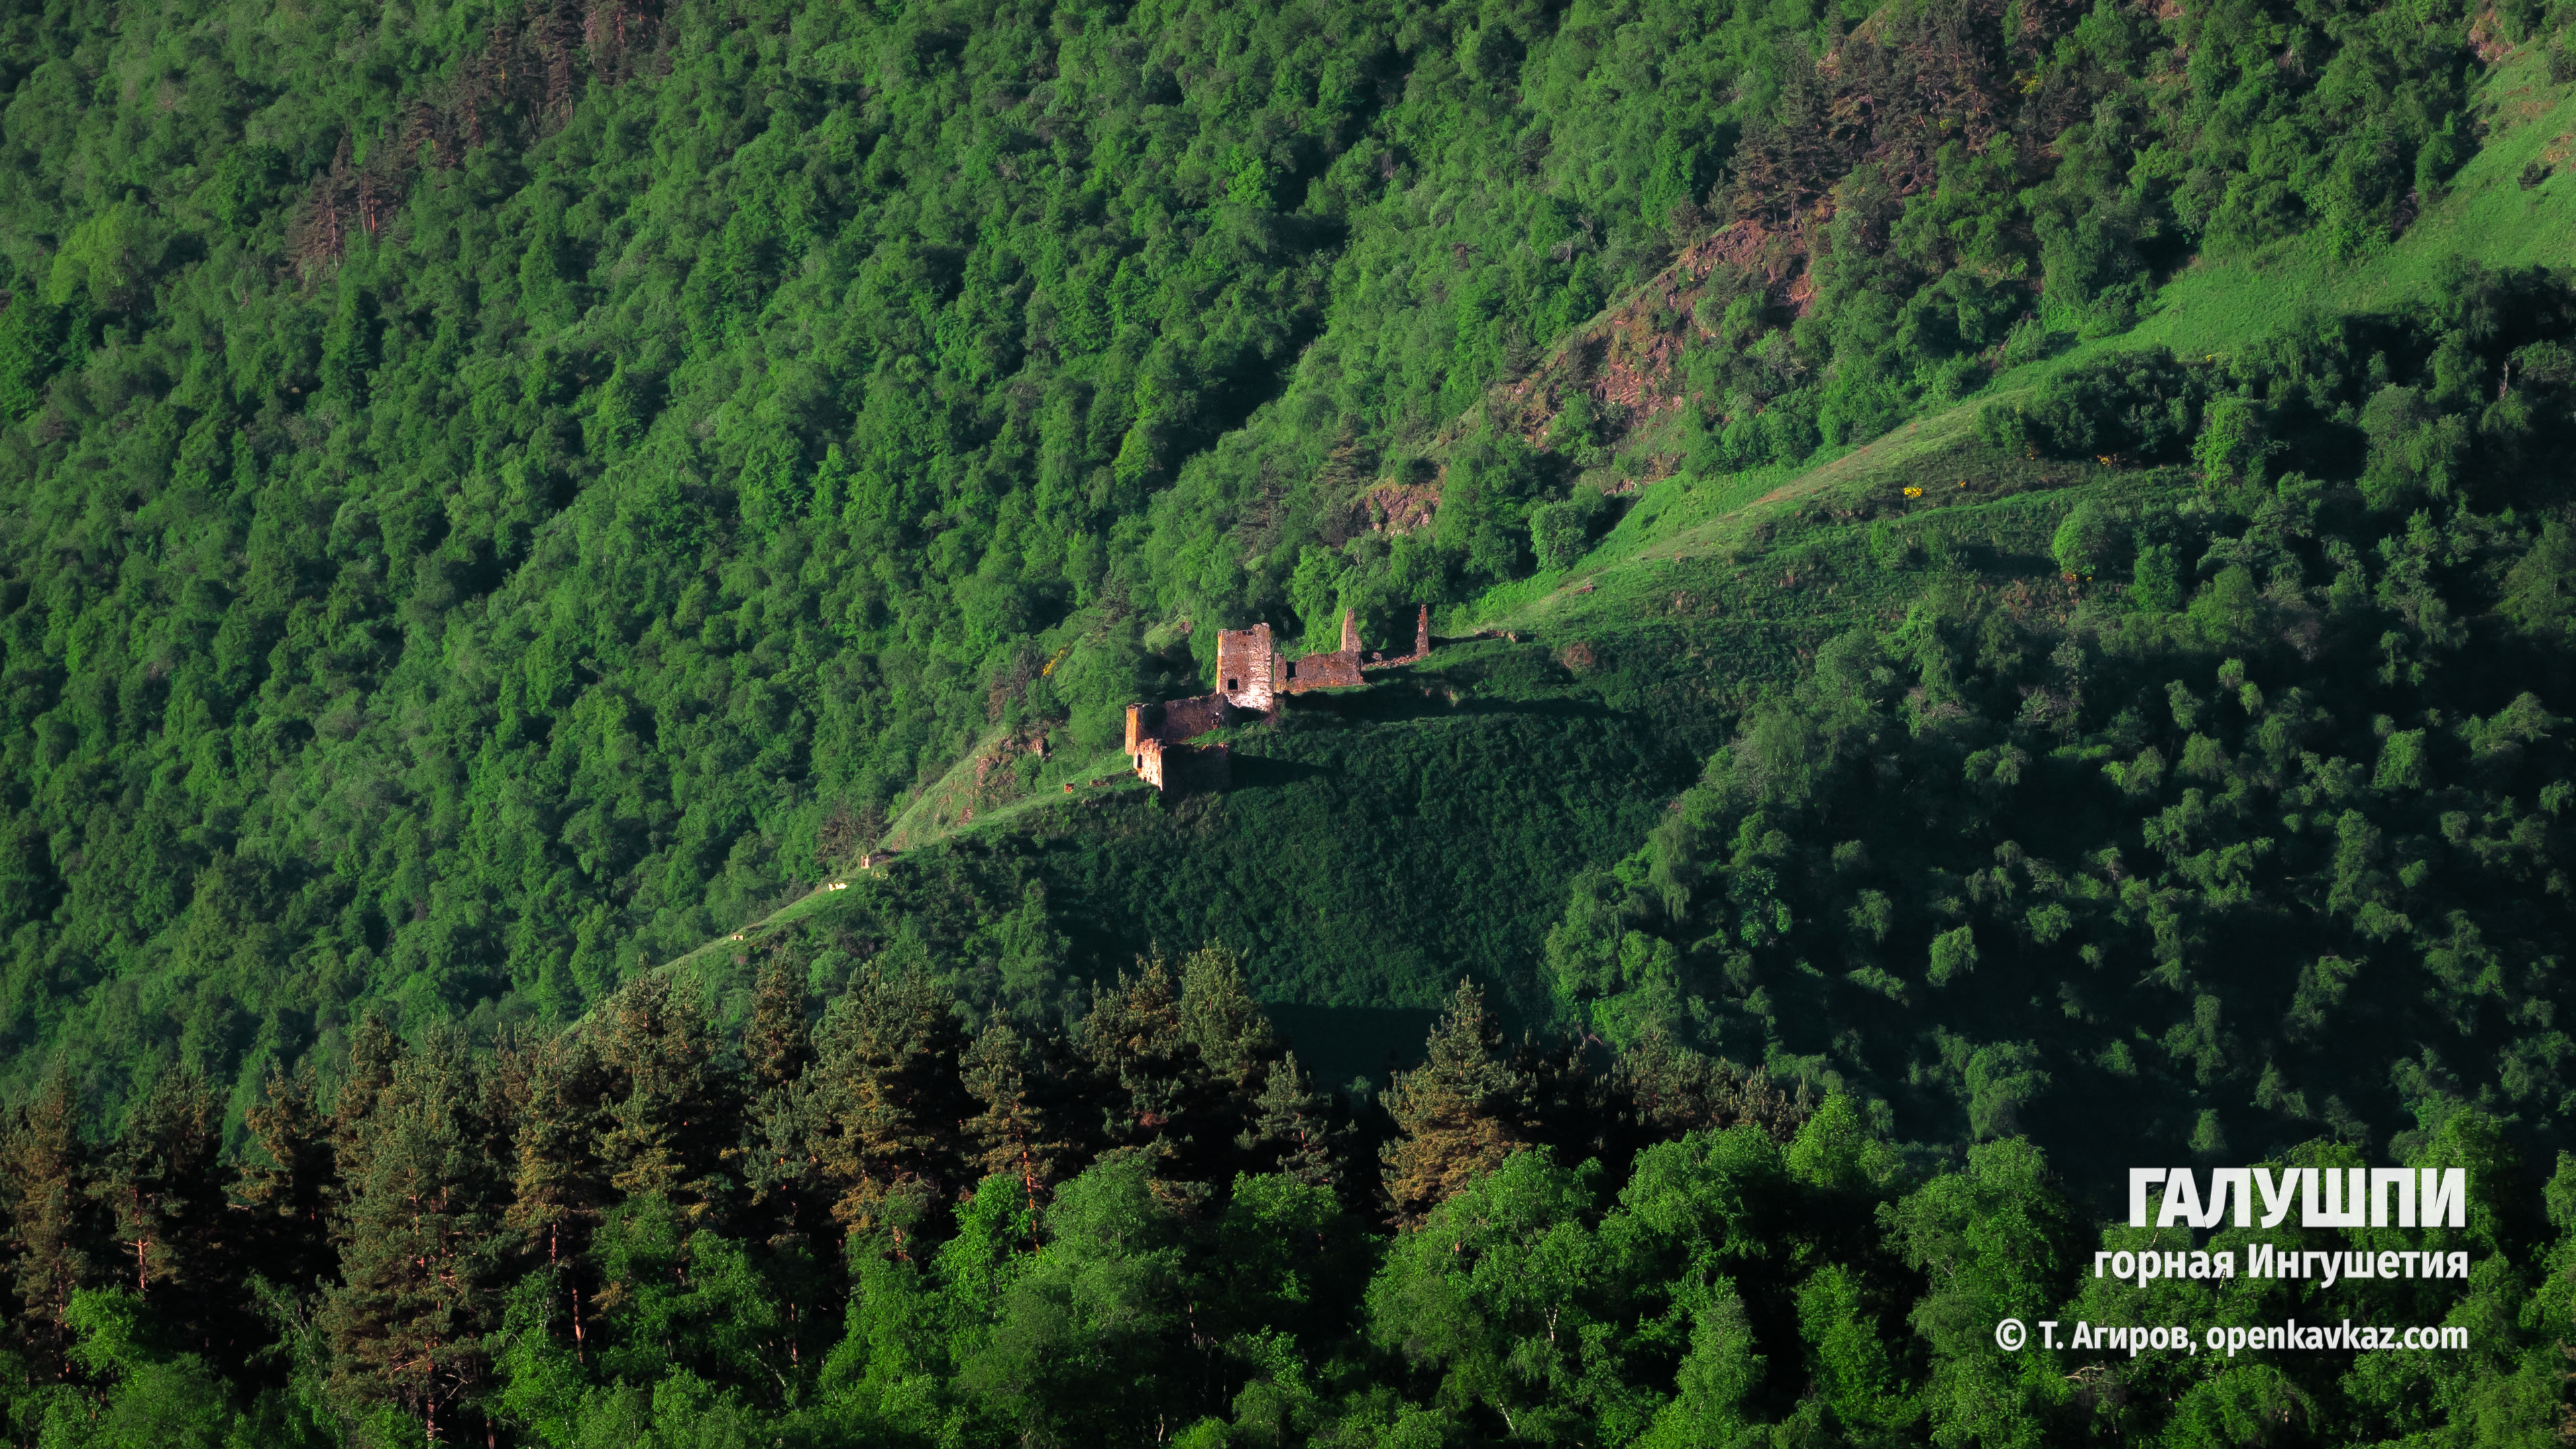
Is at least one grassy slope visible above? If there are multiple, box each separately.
[2122,43,2576,359]
[663,52,2576,1036]
[1513,39,2576,619]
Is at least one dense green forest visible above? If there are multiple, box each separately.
[5,0,2576,1439]
[4,957,2569,1448]
[1544,274,2576,1181]
[6,0,2569,1109]
[715,273,2576,1178]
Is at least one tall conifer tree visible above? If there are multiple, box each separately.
[595,976,741,1221]
[502,1033,610,1357]
[1249,1051,1348,1192]
[237,1057,336,1296]
[743,954,826,1240]
[1381,979,1529,1226]
[93,1067,245,1362]
[737,957,839,1374]
[1606,1030,1811,1167]
[1077,952,1187,1136]
[961,1020,1085,1202]
[1176,945,1280,1100]
[329,1014,406,1195]
[810,966,972,1255]
[1078,945,1305,1195]
[95,1067,224,1302]
[1176,945,1304,1188]
[0,1065,97,1376]
[321,1024,508,1442]
[745,953,813,1093]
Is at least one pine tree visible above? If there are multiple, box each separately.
[1075,951,1205,1210]
[237,1057,336,1297]
[321,1024,508,1442]
[1176,943,1279,1099]
[961,1020,1085,1203]
[742,954,829,1250]
[1248,1050,1348,1192]
[0,1065,99,1376]
[501,1033,609,1358]
[1511,1030,1607,1166]
[1077,945,1294,1195]
[1609,1030,1811,1152]
[329,1013,406,1194]
[1380,979,1529,1227]
[1077,952,1187,1137]
[810,965,973,1256]
[745,953,812,1093]
[594,976,741,1221]
[93,1067,246,1364]
[740,1035,841,1380]
[1178,944,1306,1187]
[743,1073,824,1242]
[95,1067,224,1303]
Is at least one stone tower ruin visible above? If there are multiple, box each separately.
[1121,605,1437,792]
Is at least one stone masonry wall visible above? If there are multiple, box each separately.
[1126,694,1238,754]
[1283,647,1362,692]
[1128,737,1228,793]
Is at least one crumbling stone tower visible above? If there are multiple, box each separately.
[1215,623,1277,710]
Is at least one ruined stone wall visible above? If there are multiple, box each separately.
[1129,737,1228,793]
[1360,604,1433,671]
[1285,608,1428,691]
[1284,649,1363,691]
[1162,694,1234,739]
[1121,606,1432,793]
[1127,695,1238,751]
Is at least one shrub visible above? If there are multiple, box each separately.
[1928,925,1979,986]
[2194,395,2274,483]
[1980,348,2207,460]
[2051,500,2117,579]
[1529,492,1606,572]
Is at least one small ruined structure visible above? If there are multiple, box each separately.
[1215,604,1431,706]
[1131,737,1232,792]
[1126,605,1434,791]
[1214,624,1279,710]
[1287,611,1364,690]
[1362,604,1434,673]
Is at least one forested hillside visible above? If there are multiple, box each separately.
[0,0,1811,1109]
[5,0,2576,1440]
[3,0,2561,1112]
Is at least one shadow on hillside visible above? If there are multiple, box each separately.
[1271,684,1623,731]
[1226,753,1328,789]
[1263,1003,1442,1091]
